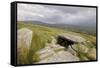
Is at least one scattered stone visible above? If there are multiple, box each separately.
[67,43,89,56]
[67,45,77,56]
[87,48,96,60]
[51,36,57,44]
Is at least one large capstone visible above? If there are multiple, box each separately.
[57,34,86,48]
[57,35,75,48]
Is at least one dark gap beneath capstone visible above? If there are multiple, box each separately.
[57,36,75,48]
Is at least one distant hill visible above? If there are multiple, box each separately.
[18,21,96,35]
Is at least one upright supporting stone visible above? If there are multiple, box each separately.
[17,28,33,64]
[17,28,33,49]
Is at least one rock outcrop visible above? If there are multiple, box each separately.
[36,40,79,63]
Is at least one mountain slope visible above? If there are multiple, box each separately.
[17,21,96,65]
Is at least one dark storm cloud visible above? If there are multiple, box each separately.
[17,3,96,25]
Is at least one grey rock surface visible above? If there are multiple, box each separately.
[37,43,79,63]
[17,28,33,48]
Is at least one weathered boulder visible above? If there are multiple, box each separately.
[17,28,33,49]
[17,28,33,64]
[51,36,57,45]
[87,48,96,60]
[71,44,89,54]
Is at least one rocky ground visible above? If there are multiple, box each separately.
[17,25,96,64]
[36,44,79,63]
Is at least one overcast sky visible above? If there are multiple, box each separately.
[17,3,96,25]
